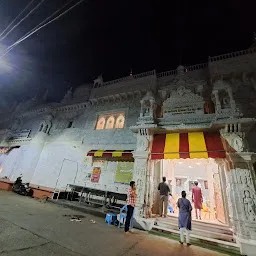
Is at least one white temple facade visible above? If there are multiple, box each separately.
[1,46,256,255]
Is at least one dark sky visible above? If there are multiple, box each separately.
[0,0,255,106]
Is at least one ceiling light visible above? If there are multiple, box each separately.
[189,166,193,168]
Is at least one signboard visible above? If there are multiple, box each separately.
[91,167,101,183]
[115,162,134,184]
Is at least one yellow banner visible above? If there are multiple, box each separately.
[164,133,180,159]
[188,132,208,158]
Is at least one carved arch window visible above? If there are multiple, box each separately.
[96,117,106,130]
[115,114,125,129]
[39,124,44,132]
[43,125,49,133]
[95,112,125,130]
[105,116,115,129]
[39,121,51,134]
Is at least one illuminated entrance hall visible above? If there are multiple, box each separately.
[160,158,227,224]
[151,131,228,225]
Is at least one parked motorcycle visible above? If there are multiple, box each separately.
[12,176,33,196]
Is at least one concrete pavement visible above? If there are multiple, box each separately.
[0,191,229,256]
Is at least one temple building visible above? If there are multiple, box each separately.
[1,45,256,255]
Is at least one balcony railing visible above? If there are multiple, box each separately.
[157,69,177,78]
[209,47,256,62]
[186,63,208,71]
[157,63,208,78]
[103,70,156,86]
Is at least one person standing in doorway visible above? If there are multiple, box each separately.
[177,190,192,246]
[158,177,171,217]
[125,181,137,233]
[192,181,203,220]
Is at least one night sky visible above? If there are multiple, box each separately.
[0,0,255,106]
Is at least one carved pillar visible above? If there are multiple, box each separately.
[140,100,144,118]
[226,153,256,256]
[213,90,221,112]
[149,99,155,118]
[132,129,151,218]
[221,131,256,255]
[214,159,230,224]
[227,87,236,110]
[196,84,204,96]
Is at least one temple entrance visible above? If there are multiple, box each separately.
[153,158,228,225]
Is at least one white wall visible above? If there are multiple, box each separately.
[0,148,21,178]
[0,145,41,183]
[30,139,131,194]
[30,142,84,189]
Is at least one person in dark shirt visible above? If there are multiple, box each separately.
[158,177,171,217]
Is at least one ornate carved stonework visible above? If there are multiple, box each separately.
[61,87,73,104]
[136,135,149,151]
[132,129,152,218]
[133,157,148,217]
[138,91,156,125]
[228,167,256,240]
[221,131,247,153]
[93,74,104,87]
[163,86,204,117]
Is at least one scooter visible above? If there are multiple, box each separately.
[12,176,33,196]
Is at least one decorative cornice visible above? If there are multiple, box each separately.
[129,124,157,133]
[159,113,215,125]
[162,123,211,130]
[0,138,32,147]
[227,152,256,163]
[55,102,88,112]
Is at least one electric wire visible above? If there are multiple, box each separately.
[6,0,75,51]
[0,0,36,39]
[0,0,86,59]
[0,0,46,41]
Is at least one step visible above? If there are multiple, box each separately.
[166,215,230,230]
[155,220,235,243]
[152,225,240,253]
[160,216,233,235]
[157,218,233,236]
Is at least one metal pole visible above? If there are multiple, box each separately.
[73,161,79,184]
[52,158,65,199]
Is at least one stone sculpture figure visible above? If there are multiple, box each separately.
[93,74,104,87]
[61,87,73,103]
[222,97,230,108]
[139,91,156,119]
[137,136,149,151]
[244,190,256,220]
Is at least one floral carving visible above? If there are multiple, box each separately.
[136,135,149,151]
[243,190,256,221]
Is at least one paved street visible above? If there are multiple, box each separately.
[0,191,228,256]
